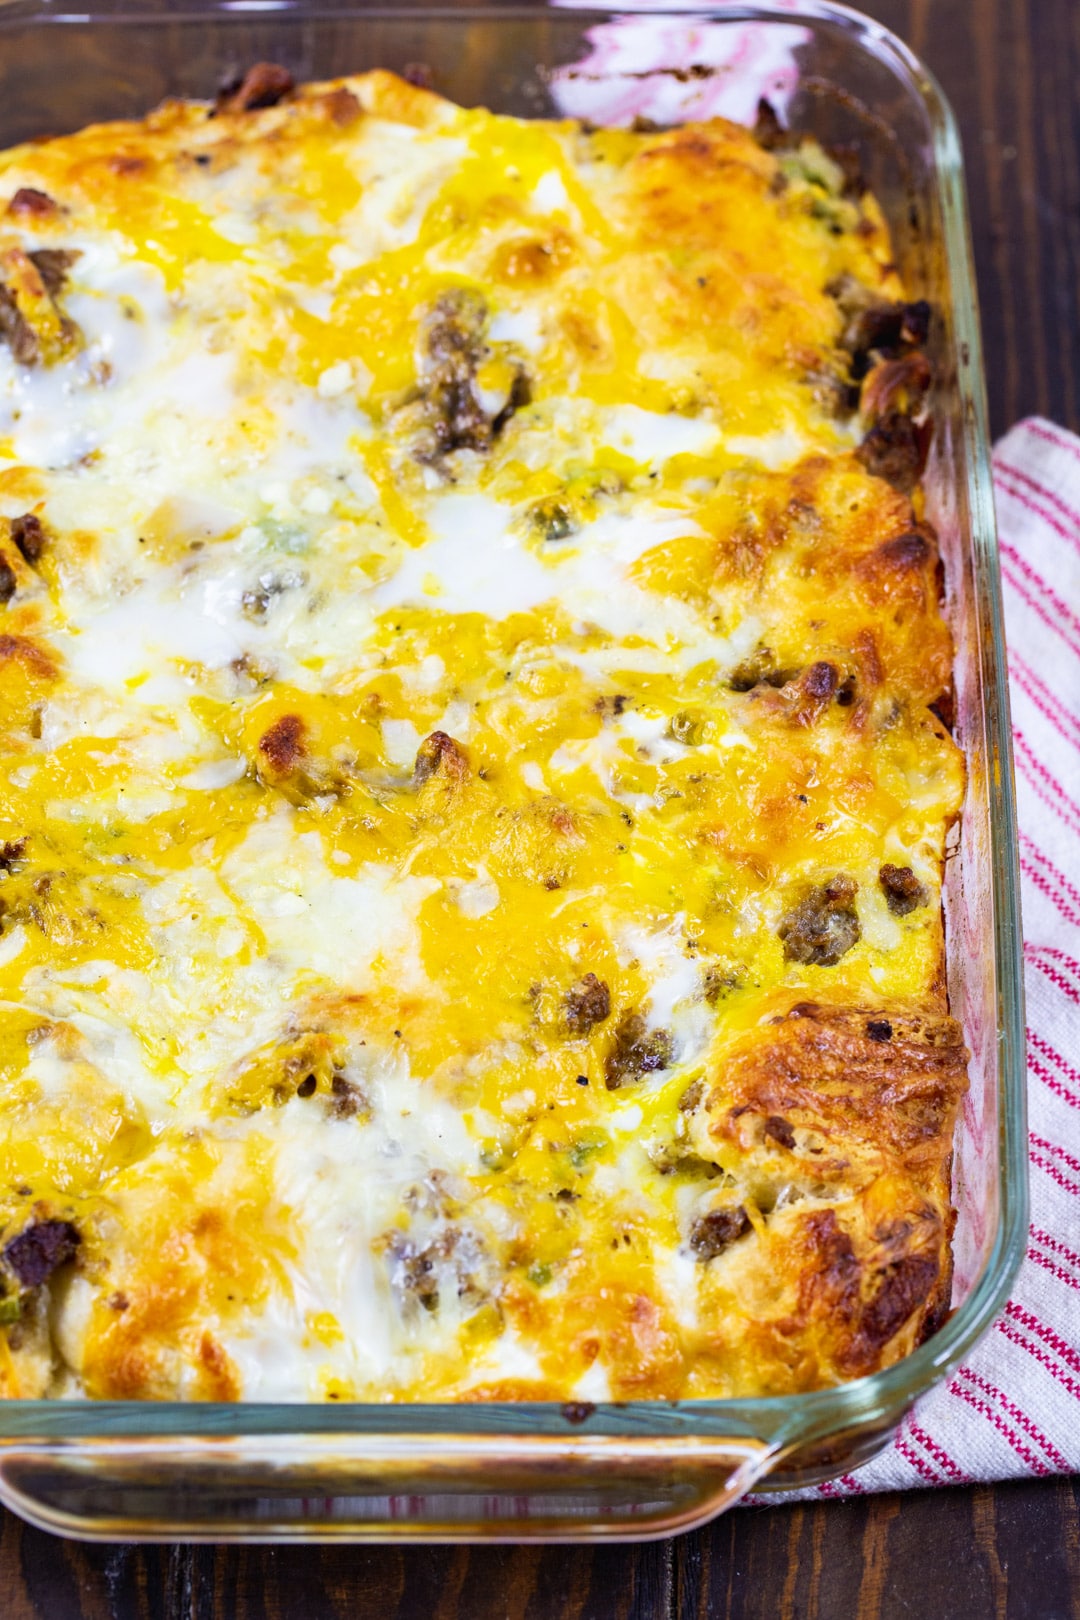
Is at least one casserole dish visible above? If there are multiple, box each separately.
[0,0,1026,1541]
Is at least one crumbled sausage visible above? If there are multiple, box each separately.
[856,411,931,493]
[398,289,530,463]
[703,967,740,1006]
[11,514,45,565]
[565,972,611,1035]
[604,1010,674,1090]
[783,660,839,726]
[0,839,26,872]
[729,647,787,692]
[7,188,59,219]
[0,286,37,367]
[423,289,493,453]
[763,1114,796,1149]
[827,275,931,378]
[743,661,843,728]
[328,1073,367,1119]
[392,1237,445,1311]
[878,863,928,916]
[28,249,78,299]
[4,1217,79,1287]
[778,874,861,966]
[801,662,838,701]
[0,249,80,368]
[388,1225,487,1314]
[866,1019,893,1042]
[861,352,932,422]
[258,713,306,777]
[0,558,14,605]
[413,729,469,787]
[848,299,930,367]
[689,1205,750,1260]
[216,62,294,114]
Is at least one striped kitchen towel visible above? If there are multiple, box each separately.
[795,417,1080,1497]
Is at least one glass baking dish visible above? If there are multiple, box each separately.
[0,0,1026,1542]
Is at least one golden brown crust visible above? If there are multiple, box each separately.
[670,1001,967,1388]
[703,1001,967,1181]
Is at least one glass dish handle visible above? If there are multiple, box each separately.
[0,1432,778,1542]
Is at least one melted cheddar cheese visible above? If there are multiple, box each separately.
[0,70,965,1402]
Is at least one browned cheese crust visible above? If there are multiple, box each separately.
[0,71,967,1402]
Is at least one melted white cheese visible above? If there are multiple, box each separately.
[374,492,710,650]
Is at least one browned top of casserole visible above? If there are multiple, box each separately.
[0,68,965,1401]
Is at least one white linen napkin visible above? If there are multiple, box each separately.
[791,418,1080,1498]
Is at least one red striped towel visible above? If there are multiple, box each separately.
[796,418,1080,1497]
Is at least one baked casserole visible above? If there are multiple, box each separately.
[0,67,966,1402]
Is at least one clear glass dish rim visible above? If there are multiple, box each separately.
[0,0,1028,1459]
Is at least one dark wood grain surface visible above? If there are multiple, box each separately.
[2,1474,1080,1618]
[1,0,1073,1615]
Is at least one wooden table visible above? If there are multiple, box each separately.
[4,0,1076,1614]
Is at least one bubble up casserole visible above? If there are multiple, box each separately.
[0,65,967,1405]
